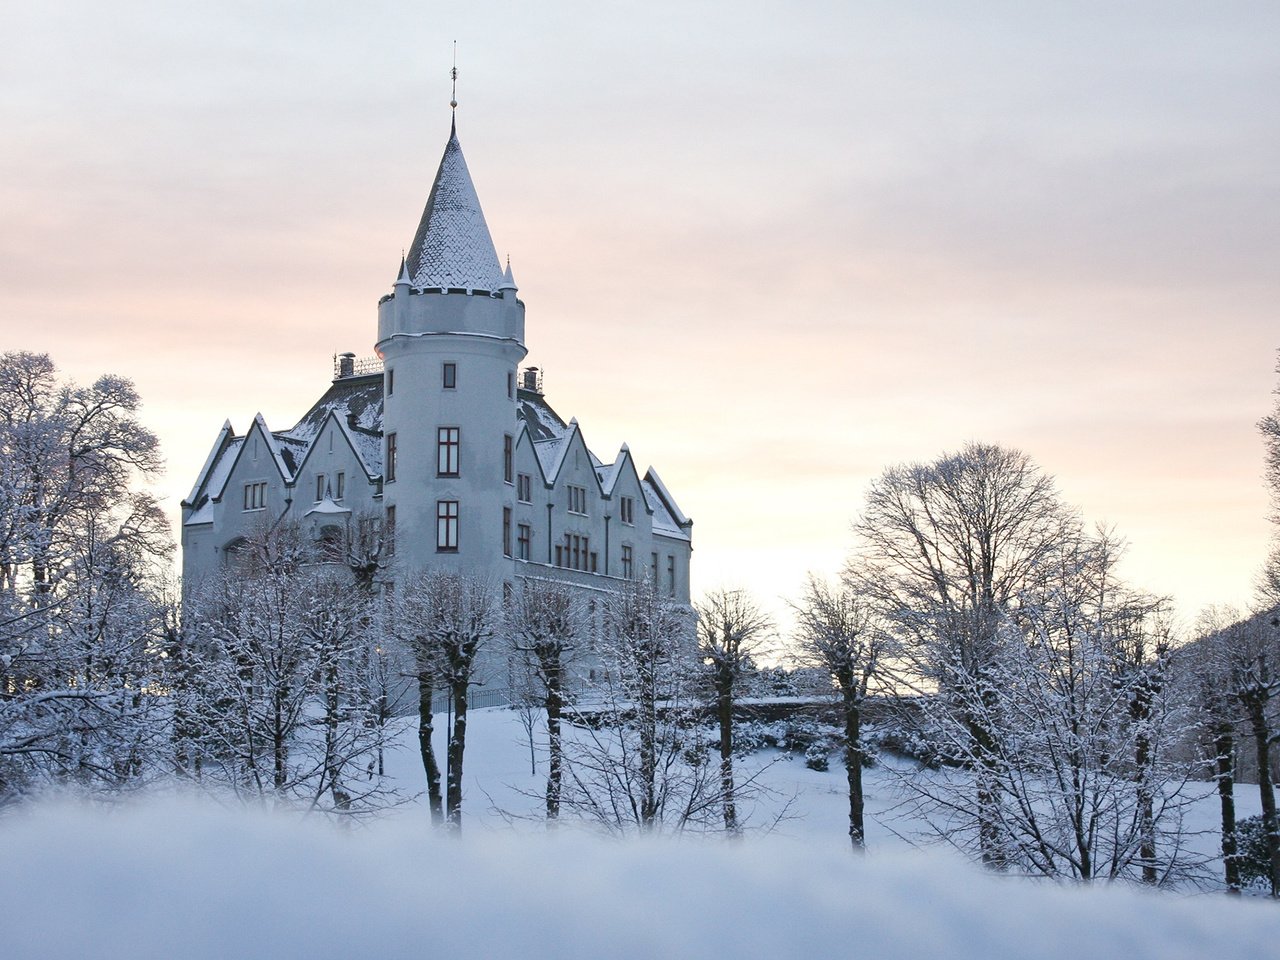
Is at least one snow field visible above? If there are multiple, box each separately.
[3,708,1278,959]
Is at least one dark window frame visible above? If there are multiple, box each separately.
[437,426,460,477]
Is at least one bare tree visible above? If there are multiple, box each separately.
[853,441,1075,867]
[0,352,171,805]
[388,572,496,832]
[507,578,584,823]
[791,575,884,850]
[696,587,773,836]
[181,525,399,816]
[557,578,717,834]
[1187,605,1265,895]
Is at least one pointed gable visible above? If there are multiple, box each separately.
[405,121,504,291]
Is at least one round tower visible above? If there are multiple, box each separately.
[376,119,526,578]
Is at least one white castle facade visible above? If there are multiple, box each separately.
[180,115,693,616]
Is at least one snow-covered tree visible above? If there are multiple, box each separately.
[384,570,496,831]
[695,587,773,836]
[558,578,715,834]
[180,525,399,816]
[853,442,1074,866]
[506,578,585,822]
[791,575,885,850]
[0,352,171,805]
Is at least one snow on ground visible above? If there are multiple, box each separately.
[3,708,1278,960]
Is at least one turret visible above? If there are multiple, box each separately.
[377,117,527,576]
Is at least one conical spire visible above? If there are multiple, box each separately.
[404,123,503,291]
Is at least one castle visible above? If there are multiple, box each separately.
[180,113,693,616]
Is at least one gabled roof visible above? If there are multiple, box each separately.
[643,468,691,541]
[596,443,643,499]
[184,419,234,506]
[405,121,504,291]
[279,374,384,477]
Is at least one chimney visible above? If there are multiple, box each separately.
[521,366,543,394]
[337,352,356,378]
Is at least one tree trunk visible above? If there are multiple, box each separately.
[1130,671,1157,884]
[841,684,865,849]
[446,677,469,831]
[545,658,563,823]
[323,656,351,812]
[1245,696,1280,897]
[717,665,738,836]
[1214,721,1241,894]
[416,666,443,824]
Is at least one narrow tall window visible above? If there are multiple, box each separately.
[620,495,635,525]
[438,427,460,476]
[517,473,532,503]
[386,432,397,482]
[621,545,633,579]
[385,506,396,557]
[243,482,267,511]
[335,471,345,500]
[386,368,395,396]
[503,434,514,484]
[667,555,676,596]
[442,362,457,389]
[437,500,459,551]
[503,507,512,557]
[517,523,531,561]
[315,474,326,501]
[651,552,659,584]
[507,371,514,399]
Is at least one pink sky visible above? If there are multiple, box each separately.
[2,2,1278,630]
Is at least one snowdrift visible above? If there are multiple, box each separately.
[2,797,1276,960]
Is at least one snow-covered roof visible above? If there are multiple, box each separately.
[405,121,504,291]
[279,375,384,478]
[305,496,351,517]
[642,479,689,541]
[185,368,691,541]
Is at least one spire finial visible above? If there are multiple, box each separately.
[450,41,458,111]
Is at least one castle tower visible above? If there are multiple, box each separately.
[376,117,526,578]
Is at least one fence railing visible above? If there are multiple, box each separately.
[429,686,513,714]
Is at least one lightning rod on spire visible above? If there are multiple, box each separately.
[450,41,458,110]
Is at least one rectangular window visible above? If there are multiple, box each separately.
[503,434,514,484]
[386,432,397,482]
[558,534,591,571]
[242,481,267,511]
[567,485,587,515]
[385,505,396,556]
[621,545,633,579]
[437,500,459,551]
[517,473,532,503]
[437,427,460,476]
[667,555,676,596]
[315,474,326,502]
[442,362,457,389]
[503,507,512,557]
[507,371,514,399]
[517,523,531,561]
[620,495,634,525]
[651,552,659,584]
[335,471,345,500]
[386,368,394,396]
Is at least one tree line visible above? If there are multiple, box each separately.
[4,350,1280,897]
